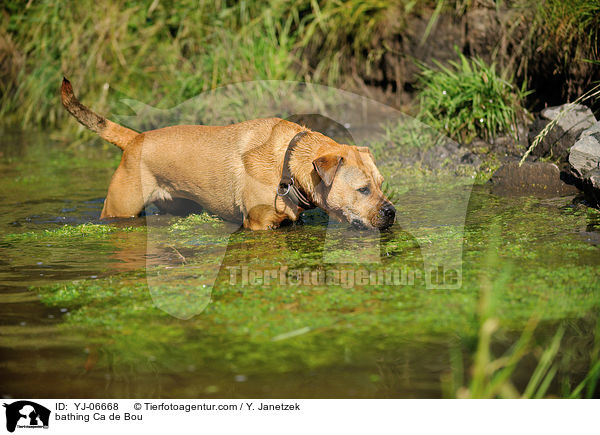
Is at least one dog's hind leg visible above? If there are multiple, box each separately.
[100,166,147,218]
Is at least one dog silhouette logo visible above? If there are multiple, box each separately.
[3,401,50,432]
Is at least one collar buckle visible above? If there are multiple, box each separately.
[277,179,293,196]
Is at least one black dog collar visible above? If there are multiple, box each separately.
[278,131,315,210]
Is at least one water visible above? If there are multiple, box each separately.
[1,133,599,398]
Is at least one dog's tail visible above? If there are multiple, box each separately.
[61,78,138,150]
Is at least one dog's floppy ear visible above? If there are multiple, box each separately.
[313,154,343,186]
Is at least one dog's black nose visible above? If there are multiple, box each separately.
[376,204,395,230]
[381,203,396,220]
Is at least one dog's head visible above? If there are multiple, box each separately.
[308,137,395,230]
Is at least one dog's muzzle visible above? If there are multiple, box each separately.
[376,203,396,229]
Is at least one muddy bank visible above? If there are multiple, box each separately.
[353,2,600,112]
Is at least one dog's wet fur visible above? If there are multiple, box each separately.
[61,78,395,230]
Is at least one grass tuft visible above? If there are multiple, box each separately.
[416,51,531,143]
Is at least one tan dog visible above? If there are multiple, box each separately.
[61,78,395,230]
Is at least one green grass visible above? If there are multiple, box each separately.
[292,0,430,84]
[531,0,600,66]
[416,51,531,143]
[1,0,599,161]
[484,0,600,107]
[2,0,598,141]
[446,236,567,399]
[0,0,301,130]
[0,0,426,132]
[449,288,600,398]
[379,117,446,152]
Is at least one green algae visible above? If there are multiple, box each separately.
[18,191,600,385]
[4,223,145,242]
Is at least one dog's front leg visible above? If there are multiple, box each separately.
[243,205,287,230]
[243,219,278,230]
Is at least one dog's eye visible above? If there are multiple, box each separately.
[357,186,370,195]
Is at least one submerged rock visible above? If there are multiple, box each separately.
[529,104,597,161]
[491,161,579,198]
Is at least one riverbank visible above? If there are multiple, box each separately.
[1,1,598,133]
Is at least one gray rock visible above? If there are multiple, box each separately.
[490,124,529,157]
[579,121,600,139]
[529,104,597,161]
[491,161,579,198]
[460,152,481,167]
[540,104,596,137]
[581,168,600,206]
[527,119,571,160]
[568,123,600,208]
[591,169,600,190]
[569,125,600,177]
